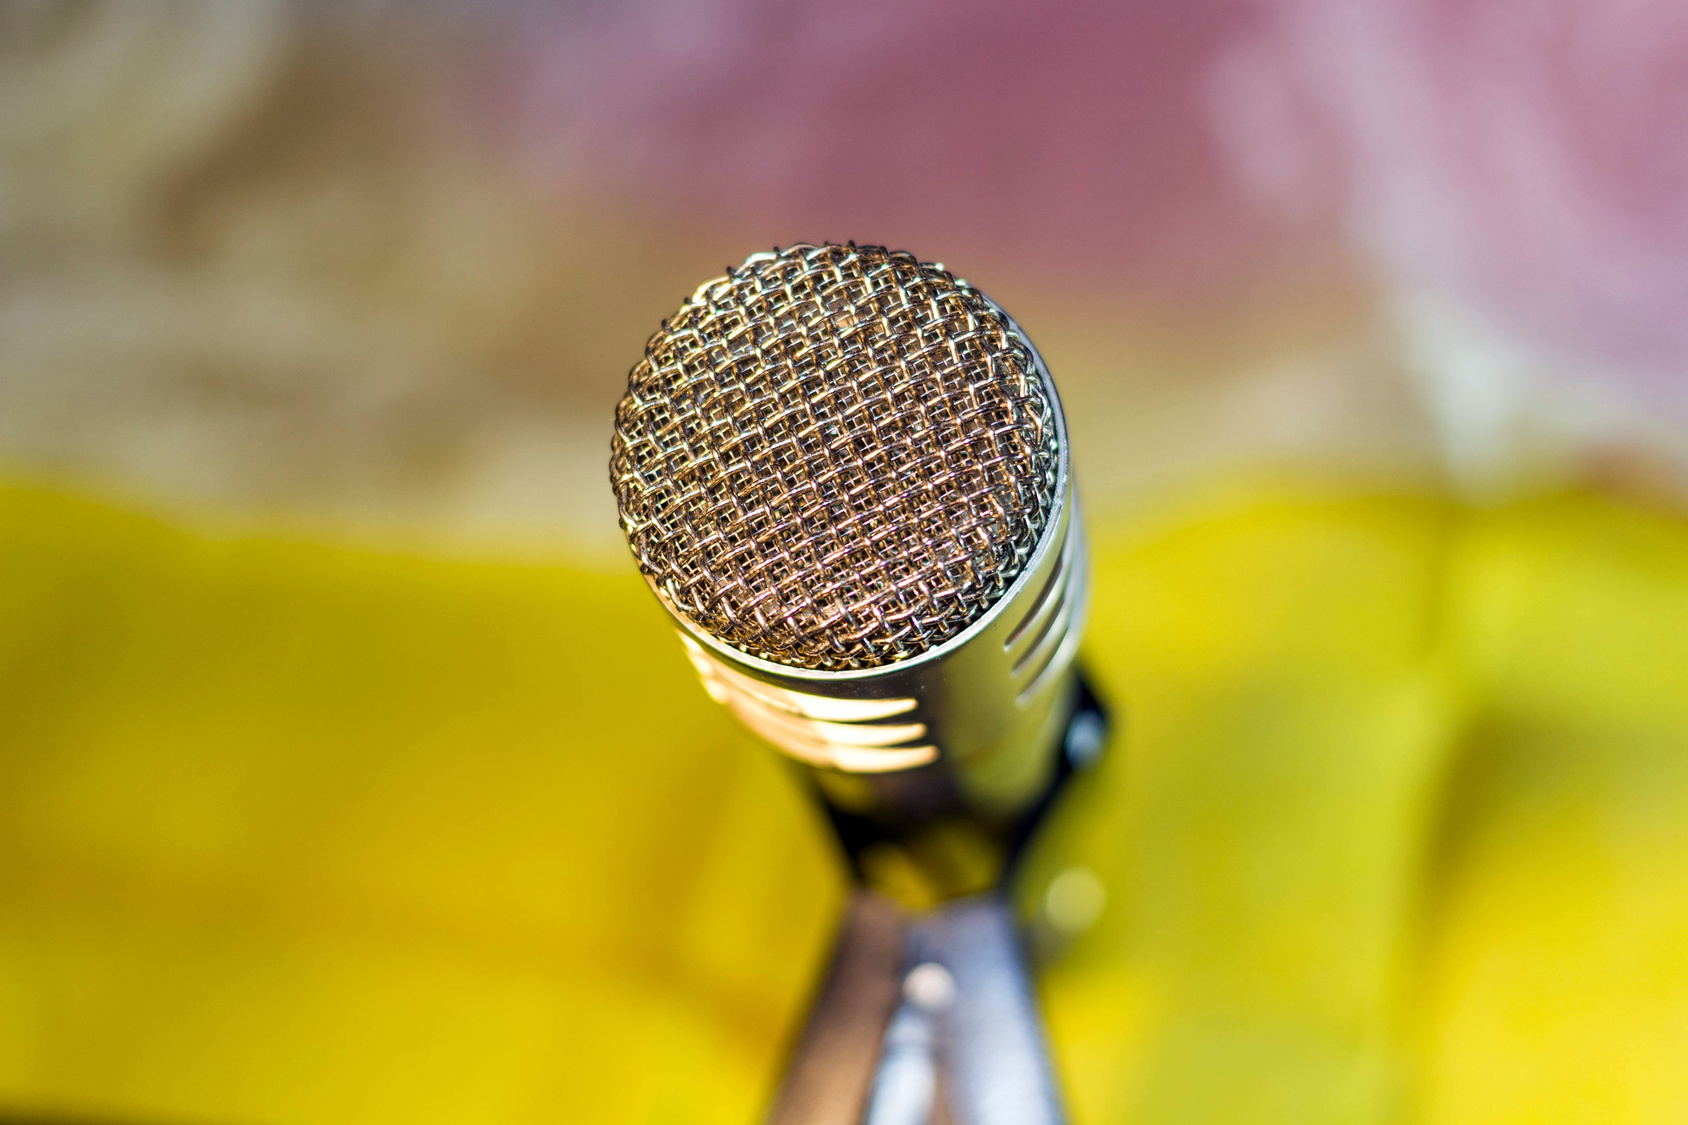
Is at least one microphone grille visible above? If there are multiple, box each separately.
[610,243,1059,671]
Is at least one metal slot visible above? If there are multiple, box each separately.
[1004,530,1073,654]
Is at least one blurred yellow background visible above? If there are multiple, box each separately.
[4,476,1685,1124]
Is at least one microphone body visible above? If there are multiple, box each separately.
[610,244,1096,1125]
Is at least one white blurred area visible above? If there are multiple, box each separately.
[0,2,732,560]
[1216,0,1688,501]
[2,0,1683,561]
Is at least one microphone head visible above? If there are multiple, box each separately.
[610,244,1059,671]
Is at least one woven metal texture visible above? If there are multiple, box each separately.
[611,244,1059,670]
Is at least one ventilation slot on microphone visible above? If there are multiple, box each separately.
[679,636,934,772]
[1004,528,1074,658]
[1010,531,1083,705]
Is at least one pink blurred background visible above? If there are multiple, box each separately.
[7,0,1681,553]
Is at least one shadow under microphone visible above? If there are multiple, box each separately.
[609,243,1108,1125]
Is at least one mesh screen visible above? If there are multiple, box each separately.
[610,243,1059,670]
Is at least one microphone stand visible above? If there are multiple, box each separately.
[765,676,1109,1125]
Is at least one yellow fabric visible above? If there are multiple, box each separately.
[1,479,1685,1124]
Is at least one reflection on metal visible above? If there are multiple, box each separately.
[861,896,1067,1125]
[861,961,958,1125]
[1007,520,1085,706]
[861,996,940,1125]
[923,896,1066,1125]
[681,635,934,772]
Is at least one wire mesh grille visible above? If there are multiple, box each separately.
[610,243,1060,670]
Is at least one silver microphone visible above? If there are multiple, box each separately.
[610,243,1093,1125]
[612,243,1085,833]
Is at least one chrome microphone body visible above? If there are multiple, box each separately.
[610,244,1094,1125]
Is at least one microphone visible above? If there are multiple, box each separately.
[610,243,1092,1124]
[611,242,1085,832]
